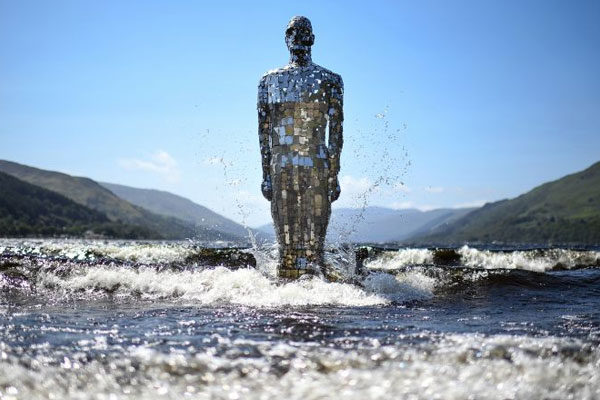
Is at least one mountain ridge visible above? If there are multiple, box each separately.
[3,159,598,245]
[411,161,600,245]
[100,182,253,240]
[0,160,239,241]
[256,206,475,244]
[0,171,158,238]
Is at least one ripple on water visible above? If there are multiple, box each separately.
[0,333,598,400]
[1,239,599,399]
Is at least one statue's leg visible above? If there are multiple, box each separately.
[270,165,286,270]
[281,165,307,278]
[271,157,331,280]
[311,163,331,267]
[271,165,298,278]
[268,164,305,278]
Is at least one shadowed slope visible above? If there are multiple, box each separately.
[415,161,600,245]
[256,207,474,244]
[100,182,251,240]
[0,172,158,238]
[0,160,240,241]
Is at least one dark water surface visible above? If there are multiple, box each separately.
[1,239,599,399]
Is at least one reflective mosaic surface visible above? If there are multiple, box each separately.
[258,16,344,278]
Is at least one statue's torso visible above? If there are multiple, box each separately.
[258,63,342,170]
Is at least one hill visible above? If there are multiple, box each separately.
[327,207,474,243]
[0,172,157,238]
[256,206,473,244]
[100,182,252,240]
[414,161,600,245]
[0,160,239,241]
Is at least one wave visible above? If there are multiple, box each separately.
[2,239,599,307]
[365,245,600,272]
[4,256,598,307]
[41,266,400,306]
[0,238,199,264]
[4,239,600,272]
[0,332,597,400]
[3,240,599,272]
[1,256,435,306]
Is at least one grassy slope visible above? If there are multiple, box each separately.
[0,172,159,238]
[100,182,250,239]
[256,207,475,243]
[418,161,600,245]
[327,207,475,243]
[0,160,237,241]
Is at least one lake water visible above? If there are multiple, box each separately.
[1,239,599,399]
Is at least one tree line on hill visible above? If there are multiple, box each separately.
[1,159,599,245]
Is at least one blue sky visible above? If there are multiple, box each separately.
[1,0,599,227]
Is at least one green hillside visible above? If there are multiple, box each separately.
[416,161,600,245]
[0,172,158,238]
[0,160,239,241]
[100,182,251,240]
[257,207,474,243]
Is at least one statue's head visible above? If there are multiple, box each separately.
[285,16,314,53]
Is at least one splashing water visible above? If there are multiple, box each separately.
[198,110,411,281]
[2,239,599,305]
[0,239,440,306]
[1,239,600,399]
[328,107,411,246]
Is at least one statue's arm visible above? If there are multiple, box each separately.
[257,76,272,201]
[327,75,344,202]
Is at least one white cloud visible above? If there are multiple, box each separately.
[394,182,412,193]
[119,150,181,183]
[203,156,232,167]
[339,175,372,197]
[236,189,269,209]
[451,200,488,209]
[334,175,377,208]
[389,201,437,212]
[424,186,444,193]
[390,201,415,209]
[389,199,488,212]
[232,189,270,226]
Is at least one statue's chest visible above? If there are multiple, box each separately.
[265,71,329,104]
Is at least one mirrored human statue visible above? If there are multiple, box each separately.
[258,16,344,279]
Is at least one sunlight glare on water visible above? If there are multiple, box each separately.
[1,239,599,399]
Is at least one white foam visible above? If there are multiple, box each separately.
[458,245,600,272]
[4,240,600,307]
[362,271,435,302]
[37,265,434,307]
[0,238,199,263]
[1,333,597,400]
[362,245,600,272]
[364,248,434,270]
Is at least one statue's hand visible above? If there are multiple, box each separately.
[261,176,273,201]
[328,176,341,202]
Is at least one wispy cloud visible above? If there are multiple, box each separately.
[389,201,437,212]
[389,199,488,212]
[339,175,373,197]
[331,175,380,208]
[424,186,444,193]
[119,150,181,183]
[452,200,488,209]
[394,182,412,193]
[229,189,271,225]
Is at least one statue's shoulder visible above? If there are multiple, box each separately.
[259,65,292,85]
[311,64,343,88]
[258,63,343,92]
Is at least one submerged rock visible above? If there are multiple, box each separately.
[184,248,257,269]
[432,248,462,265]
